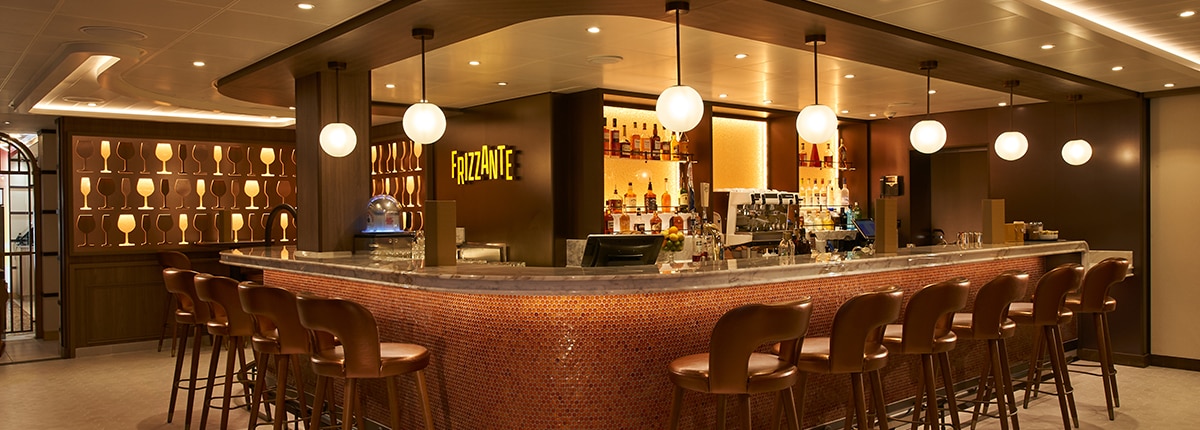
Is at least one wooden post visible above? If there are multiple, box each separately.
[982,199,1005,245]
[875,198,898,253]
[424,200,457,266]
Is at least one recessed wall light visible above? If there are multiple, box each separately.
[468,61,480,66]
[385,83,395,89]
[843,74,855,79]
[1041,44,1056,50]
[289,106,296,110]
[192,61,205,67]
[718,93,727,98]
[1181,11,1195,18]
[868,113,878,118]
[998,102,1008,107]
[1164,83,1176,88]
[1111,66,1124,71]
[297,3,314,10]
[587,26,601,33]
[497,82,508,86]
[928,90,937,94]
[734,53,748,59]
[840,110,849,114]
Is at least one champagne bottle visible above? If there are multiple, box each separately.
[661,178,672,213]
[624,182,638,212]
[644,181,658,212]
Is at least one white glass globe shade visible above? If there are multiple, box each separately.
[1062,138,1092,166]
[319,122,356,157]
[403,102,447,145]
[796,104,838,143]
[909,119,947,154]
[994,131,1029,161]
[655,85,704,133]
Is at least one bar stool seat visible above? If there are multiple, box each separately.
[669,350,800,394]
[1006,302,1073,325]
[880,325,956,354]
[949,313,1015,338]
[1063,294,1116,312]
[794,338,889,373]
[310,343,431,377]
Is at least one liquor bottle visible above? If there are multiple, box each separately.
[624,182,638,212]
[827,179,838,207]
[655,125,669,161]
[610,118,620,156]
[661,178,672,213]
[619,211,631,233]
[678,181,690,213]
[778,231,794,259]
[650,211,662,234]
[679,132,691,158]
[669,130,680,161]
[800,179,810,206]
[840,179,850,206]
[630,122,642,158]
[644,181,658,212]
[816,179,825,206]
[823,142,834,169]
[634,208,646,233]
[640,123,651,160]
[838,142,848,169]
[603,208,614,234]
[603,117,610,155]
[608,188,623,213]
[620,125,631,158]
[649,124,661,160]
[808,143,821,168]
[671,212,685,232]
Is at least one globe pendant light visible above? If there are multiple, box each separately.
[796,33,838,144]
[1061,94,1092,166]
[656,1,703,133]
[909,60,946,154]
[318,62,357,157]
[403,28,447,145]
[994,80,1028,161]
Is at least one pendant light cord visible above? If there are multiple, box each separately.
[675,10,681,86]
[334,67,341,122]
[812,42,819,103]
[421,37,427,102]
[925,69,931,118]
[1073,98,1079,138]
[1008,86,1015,128]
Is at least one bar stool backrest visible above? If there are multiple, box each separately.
[900,278,969,351]
[972,271,1029,338]
[829,286,903,373]
[708,297,814,393]
[1031,263,1084,324]
[194,273,255,337]
[157,251,192,270]
[1079,258,1129,312]
[238,281,308,355]
[296,295,384,378]
[163,268,208,321]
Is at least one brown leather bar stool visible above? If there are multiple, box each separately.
[296,295,435,430]
[950,271,1028,430]
[1008,263,1084,430]
[666,298,814,430]
[794,286,903,430]
[163,268,212,430]
[1064,257,1129,421]
[194,273,256,430]
[882,278,969,430]
[158,251,192,355]
[239,281,310,429]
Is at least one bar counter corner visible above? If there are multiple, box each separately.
[222,241,1087,429]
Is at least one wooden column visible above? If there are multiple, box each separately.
[294,67,371,253]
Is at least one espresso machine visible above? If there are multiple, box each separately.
[710,189,799,247]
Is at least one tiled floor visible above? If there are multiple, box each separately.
[0,344,1197,429]
[0,336,62,364]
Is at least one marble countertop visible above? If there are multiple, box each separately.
[221,241,1089,295]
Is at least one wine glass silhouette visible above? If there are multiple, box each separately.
[195,179,207,209]
[280,213,290,242]
[156,214,173,245]
[77,215,96,247]
[211,180,227,208]
[414,176,422,207]
[278,148,287,176]
[175,179,191,209]
[178,214,190,245]
[194,214,211,244]
[231,213,244,242]
[117,214,136,246]
[139,214,151,245]
[406,176,416,207]
[230,180,241,209]
[275,181,292,206]
[140,143,153,173]
[260,148,275,176]
[244,180,261,210]
[96,177,116,209]
[159,179,170,209]
[101,214,114,246]
[413,142,423,171]
[213,145,224,175]
[100,141,112,173]
[76,141,94,172]
[371,145,378,174]
[396,141,405,172]
[121,178,133,210]
[136,178,155,210]
[117,142,135,173]
[228,146,245,176]
[80,177,92,210]
[177,144,189,174]
[192,145,209,175]
[155,143,173,174]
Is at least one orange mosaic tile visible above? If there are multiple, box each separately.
[266,256,1071,429]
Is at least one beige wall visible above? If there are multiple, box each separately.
[1150,93,1200,360]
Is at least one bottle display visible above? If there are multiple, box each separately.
[602,105,697,237]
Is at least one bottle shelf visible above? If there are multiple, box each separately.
[797,158,855,170]
[603,149,692,162]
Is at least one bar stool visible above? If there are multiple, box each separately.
[666,298,814,430]
[794,286,903,430]
[1064,257,1129,420]
[239,281,310,429]
[163,268,211,430]
[950,271,1028,430]
[158,251,192,355]
[194,273,256,430]
[882,278,969,430]
[296,295,435,430]
[1008,263,1083,430]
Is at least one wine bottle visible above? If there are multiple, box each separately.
[644,181,658,212]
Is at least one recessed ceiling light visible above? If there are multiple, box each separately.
[192,61,205,67]
[270,116,278,119]
[734,53,748,59]
[497,82,508,86]
[843,74,855,79]
[1041,44,1056,50]
[1181,11,1195,18]
[586,26,601,33]
[868,113,877,118]
[289,106,296,110]
[762,99,772,104]
[4,121,10,125]
[1111,66,1124,71]
[928,90,937,94]
[296,3,314,10]
[998,102,1008,107]
[1164,83,1176,88]
[718,93,728,98]
[87,102,97,107]
[385,83,395,89]
[468,61,480,66]
[840,110,849,114]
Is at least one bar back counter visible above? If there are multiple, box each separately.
[223,241,1087,429]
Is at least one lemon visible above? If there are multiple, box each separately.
[668,226,679,234]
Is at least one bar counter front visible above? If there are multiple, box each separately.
[222,241,1088,429]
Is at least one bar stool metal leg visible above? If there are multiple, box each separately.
[937,352,963,430]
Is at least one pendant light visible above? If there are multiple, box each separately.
[318,62,357,157]
[1061,94,1092,166]
[403,28,447,145]
[656,1,703,133]
[796,34,838,144]
[909,60,947,154]
[994,80,1028,161]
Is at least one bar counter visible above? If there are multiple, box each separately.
[222,241,1087,429]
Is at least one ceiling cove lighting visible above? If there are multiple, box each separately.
[1040,0,1200,66]
[910,60,946,154]
[994,80,1028,161]
[796,33,837,144]
[403,28,447,145]
[318,62,356,157]
[656,1,704,133]
[1061,94,1092,166]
